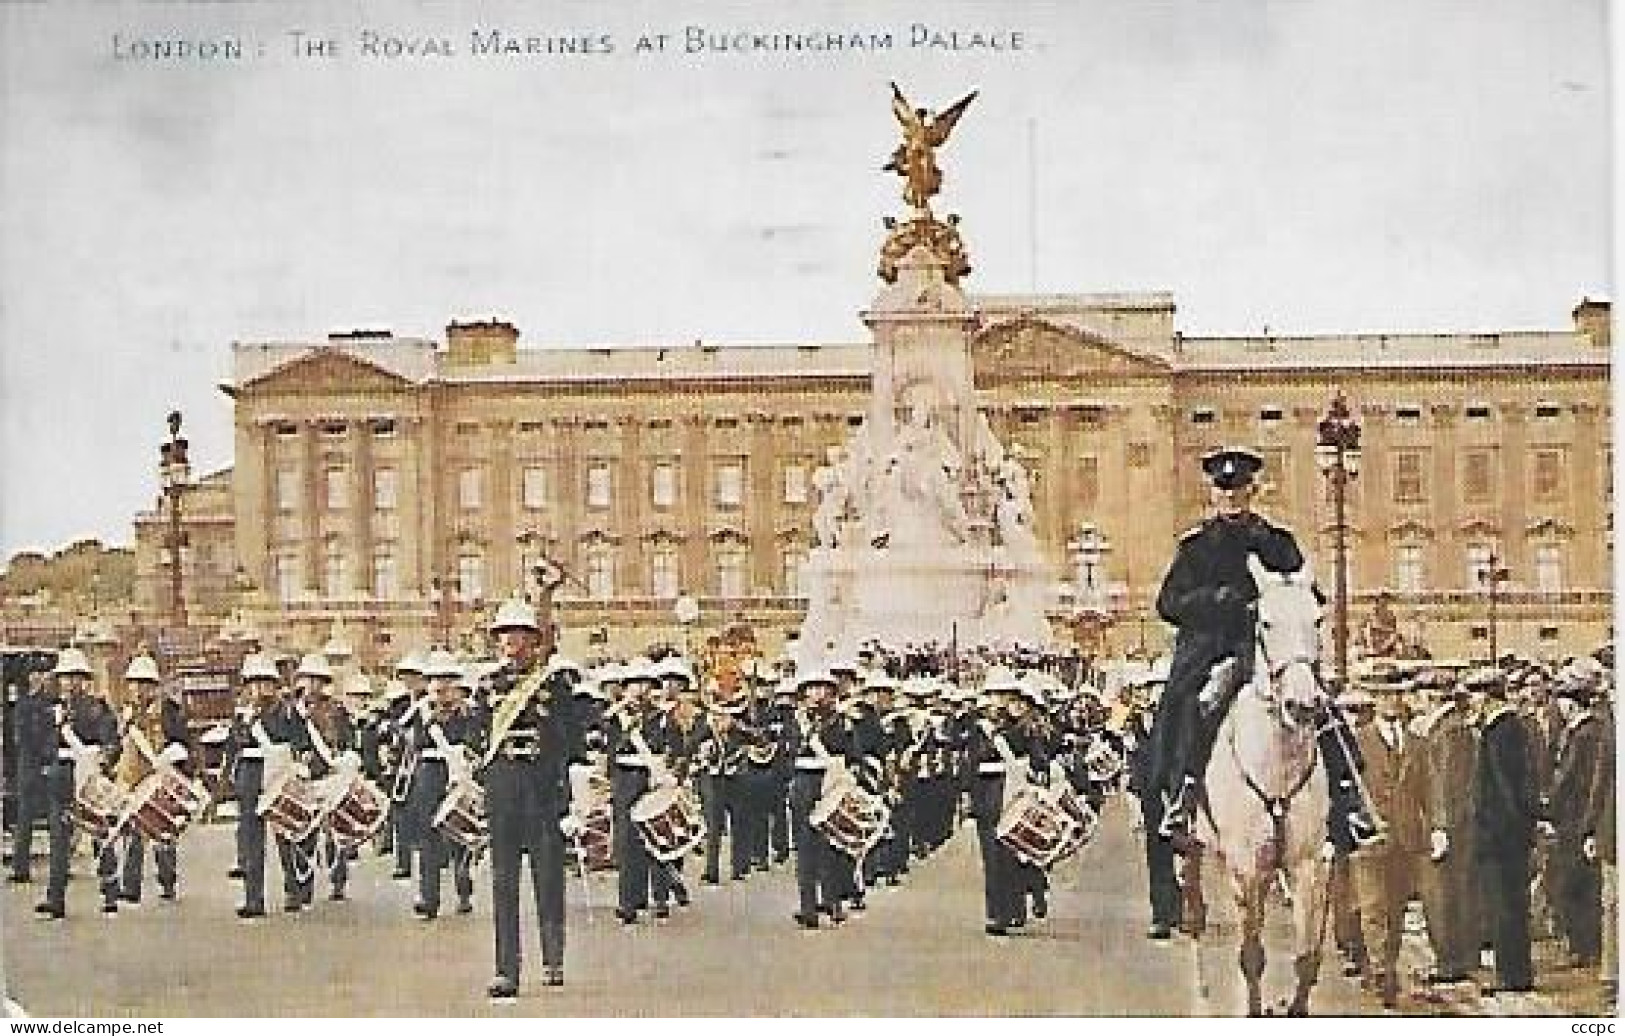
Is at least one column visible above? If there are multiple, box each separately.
[1042,406,1068,552]
[1498,402,1529,575]
[351,419,374,598]
[401,415,427,597]
[1356,404,1391,590]
[553,416,584,578]
[615,415,643,595]
[489,418,516,597]
[234,418,274,599]
[1424,403,1458,593]
[749,412,777,593]
[681,415,710,596]
[300,420,321,594]
[1567,403,1603,584]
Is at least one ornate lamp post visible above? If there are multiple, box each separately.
[1480,550,1511,663]
[1067,523,1114,658]
[1315,393,1362,693]
[158,410,193,637]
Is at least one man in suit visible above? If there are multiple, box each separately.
[1545,669,1607,968]
[483,587,585,998]
[1414,667,1482,986]
[1473,667,1539,995]
[1352,678,1426,1008]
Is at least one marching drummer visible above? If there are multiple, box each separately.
[411,649,481,920]
[482,582,585,999]
[294,653,355,906]
[113,653,192,905]
[36,647,121,921]
[787,669,856,929]
[967,668,1048,937]
[231,653,282,919]
[610,659,683,924]
[386,652,430,881]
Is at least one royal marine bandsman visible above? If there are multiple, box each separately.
[113,653,192,904]
[37,648,121,920]
[482,573,585,1000]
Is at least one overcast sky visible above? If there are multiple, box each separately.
[0,0,1611,558]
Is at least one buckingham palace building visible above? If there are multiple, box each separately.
[131,293,1612,667]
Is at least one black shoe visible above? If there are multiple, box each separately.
[102,900,118,915]
[228,866,244,880]
[487,976,518,1000]
[456,897,473,915]
[236,905,266,920]
[985,923,1010,937]
[542,966,564,987]
[616,908,640,925]
[730,871,748,881]
[827,903,846,926]
[329,888,347,902]
[701,873,720,885]
[392,869,412,881]
[793,912,821,930]
[159,887,176,901]
[283,900,302,913]
[653,904,671,920]
[35,902,63,920]
[8,874,32,884]
[1146,922,1173,940]
[413,902,437,920]
[1480,984,1535,997]
[119,891,140,904]
[673,886,691,908]
[885,875,903,887]
[849,895,867,912]
[1032,890,1048,919]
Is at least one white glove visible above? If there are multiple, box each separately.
[568,762,596,783]
[1583,835,1598,861]
[1537,820,1557,840]
[159,743,189,766]
[1320,840,1337,862]
[654,770,678,790]
[335,749,362,773]
[1430,829,1449,861]
[559,814,583,838]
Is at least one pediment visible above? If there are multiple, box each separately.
[972,317,1170,383]
[240,348,416,395]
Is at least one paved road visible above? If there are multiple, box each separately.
[0,799,1600,1016]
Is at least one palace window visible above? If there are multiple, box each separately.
[716,461,745,508]
[458,467,483,510]
[1463,451,1493,502]
[1190,408,1217,425]
[522,466,548,511]
[323,542,349,598]
[782,550,806,596]
[456,553,485,603]
[324,468,347,510]
[1535,403,1564,419]
[369,417,397,437]
[1464,404,1493,421]
[1465,544,1497,590]
[1394,544,1425,594]
[372,547,397,600]
[587,463,613,510]
[651,549,680,599]
[1078,456,1100,508]
[275,468,299,513]
[1532,449,1565,502]
[652,463,678,509]
[1534,544,1564,594]
[1394,405,1423,423]
[587,550,615,600]
[716,547,747,598]
[374,467,398,511]
[1259,407,1284,423]
[783,463,809,505]
[1393,451,1425,504]
[273,553,299,603]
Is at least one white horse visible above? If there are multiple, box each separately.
[1187,555,1333,1017]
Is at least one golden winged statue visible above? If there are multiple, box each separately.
[884,83,979,213]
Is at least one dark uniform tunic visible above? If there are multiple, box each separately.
[409,706,481,916]
[694,717,749,883]
[788,707,857,924]
[484,661,583,982]
[10,681,58,883]
[966,715,1047,931]
[609,707,681,915]
[43,693,121,914]
[1150,512,1304,807]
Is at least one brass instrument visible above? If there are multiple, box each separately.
[114,697,167,790]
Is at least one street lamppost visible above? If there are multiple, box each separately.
[431,575,455,648]
[1480,550,1511,664]
[1315,393,1362,694]
[1067,523,1114,658]
[158,410,193,639]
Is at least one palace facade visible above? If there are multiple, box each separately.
[131,294,1613,668]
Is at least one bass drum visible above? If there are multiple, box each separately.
[629,785,705,863]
